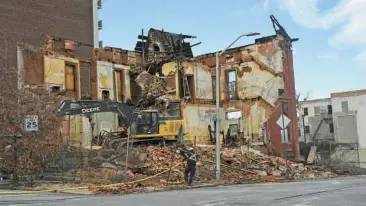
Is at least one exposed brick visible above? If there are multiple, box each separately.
[0,0,93,91]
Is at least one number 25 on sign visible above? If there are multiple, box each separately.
[24,115,38,132]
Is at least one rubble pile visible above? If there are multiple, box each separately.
[195,145,336,183]
[134,71,175,107]
[90,145,337,194]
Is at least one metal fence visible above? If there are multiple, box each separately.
[313,140,360,168]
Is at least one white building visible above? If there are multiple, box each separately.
[298,98,333,143]
[331,90,366,145]
[299,89,366,163]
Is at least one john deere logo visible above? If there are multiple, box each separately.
[82,107,100,113]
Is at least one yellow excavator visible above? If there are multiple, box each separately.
[57,100,184,147]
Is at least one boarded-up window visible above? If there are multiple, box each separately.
[337,114,357,143]
[115,70,123,102]
[65,64,75,91]
[79,61,91,97]
[314,106,320,115]
[341,101,348,113]
[22,49,44,85]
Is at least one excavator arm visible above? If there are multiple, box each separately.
[57,100,136,128]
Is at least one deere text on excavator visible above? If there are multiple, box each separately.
[57,99,185,149]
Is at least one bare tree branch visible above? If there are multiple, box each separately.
[296,91,312,109]
[0,46,63,176]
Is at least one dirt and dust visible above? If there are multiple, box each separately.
[84,145,338,194]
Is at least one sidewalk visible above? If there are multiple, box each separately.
[0,181,221,196]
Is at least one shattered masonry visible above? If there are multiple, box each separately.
[90,16,299,158]
[17,16,299,159]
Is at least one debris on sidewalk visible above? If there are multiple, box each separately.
[86,144,339,194]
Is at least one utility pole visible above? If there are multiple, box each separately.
[215,52,220,182]
[12,135,18,184]
[302,114,306,144]
[215,32,260,182]
[141,29,145,67]
[281,100,288,174]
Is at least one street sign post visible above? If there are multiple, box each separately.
[24,115,38,132]
[276,114,291,143]
[280,128,289,143]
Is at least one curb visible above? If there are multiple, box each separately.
[55,190,93,196]
[8,187,42,192]
[51,184,222,196]
[191,183,220,189]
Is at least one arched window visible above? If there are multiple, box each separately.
[152,44,160,52]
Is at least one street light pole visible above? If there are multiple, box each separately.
[215,32,260,182]
[215,52,220,182]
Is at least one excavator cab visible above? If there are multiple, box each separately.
[131,102,184,140]
[134,110,159,135]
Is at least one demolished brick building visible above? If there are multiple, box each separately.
[90,16,299,159]
[5,9,298,159]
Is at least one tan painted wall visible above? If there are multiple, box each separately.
[182,104,225,144]
[44,55,80,97]
[44,55,90,147]
[218,38,284,102]
[162,62,213,100]
[97,61,115,100]
[44,57,65,85]
[94,61,132,136]
[193,63,213,100]
[236,62,283,106]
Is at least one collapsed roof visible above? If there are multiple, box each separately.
[135,28,198,62]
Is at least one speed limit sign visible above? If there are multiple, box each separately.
[24,115,38,132]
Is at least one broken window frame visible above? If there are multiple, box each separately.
[303,107,308,116]
[159,102,182,120]
[341,101,348,113]
[50,86,61,93]
[227,69,237,100]
[305,125,310,134]
[329,122,334,133]
[327,105,332,114]
[226,111,242,120]
[114,70,124,102]
[101,90,110,101]
[152,44,161,52]
[65,63,76,91]
[212,76,216,100]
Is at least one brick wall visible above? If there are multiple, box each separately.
[0,0,94,94]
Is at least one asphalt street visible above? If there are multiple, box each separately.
[2,176,366,206]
